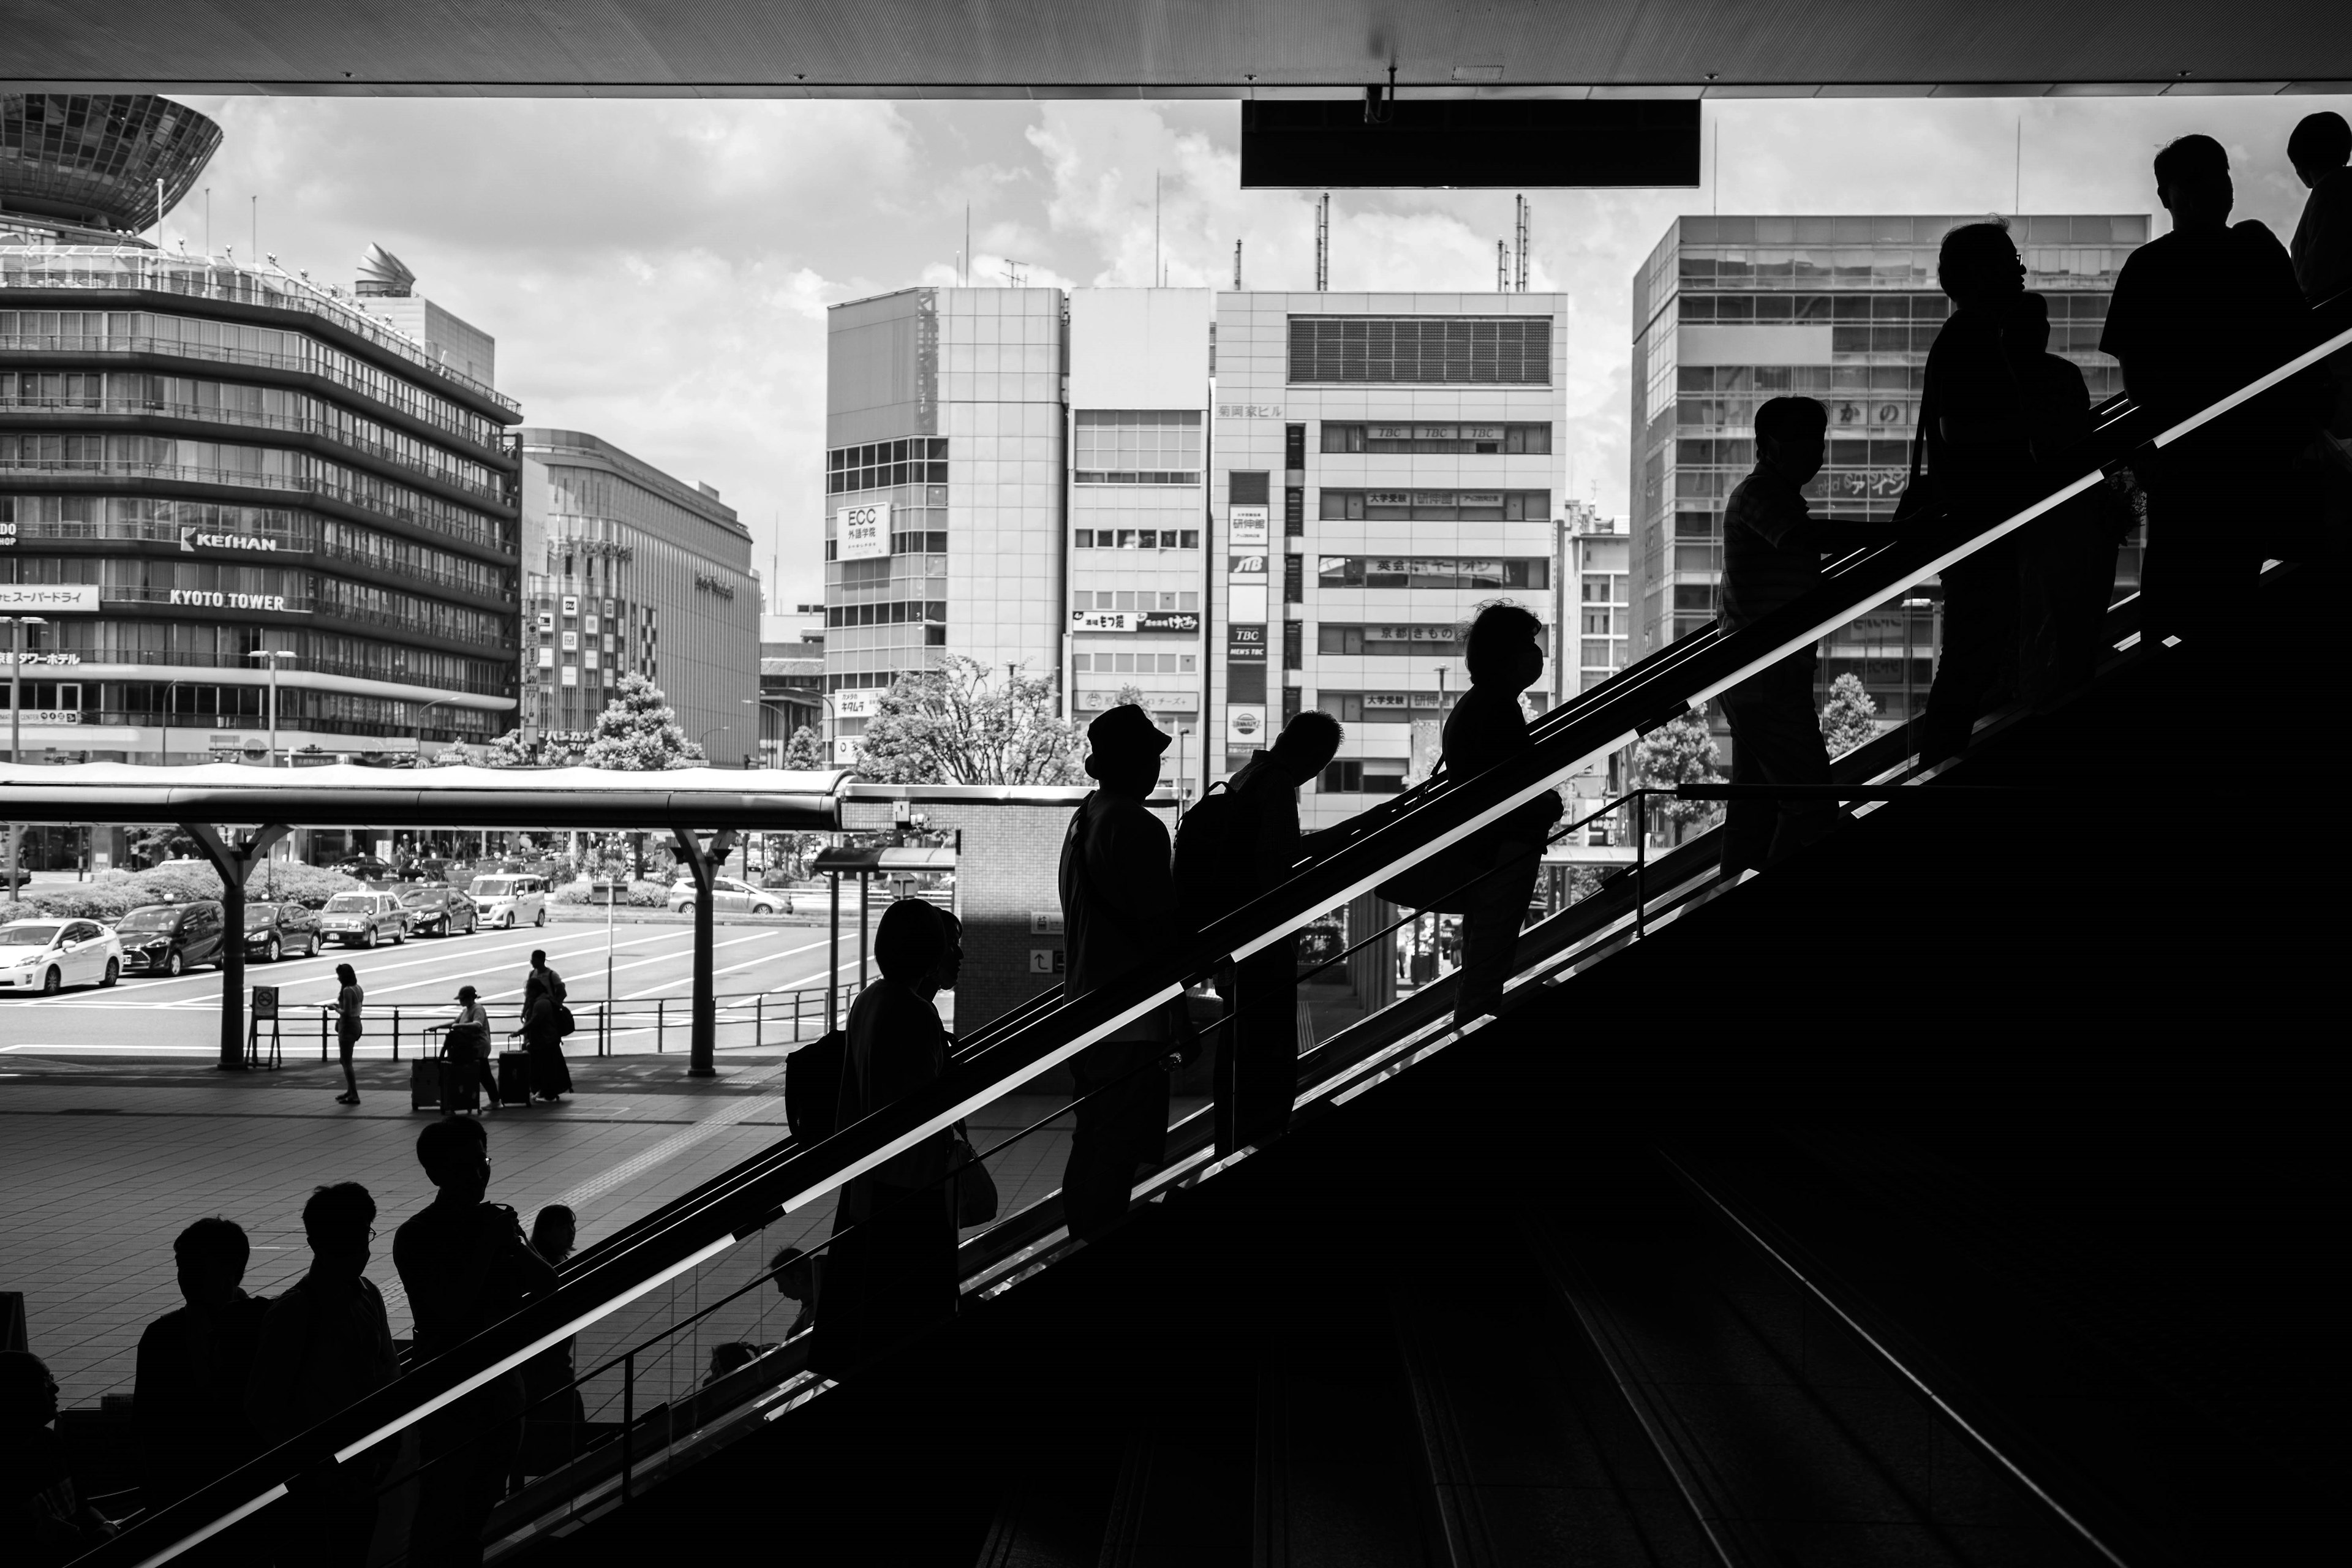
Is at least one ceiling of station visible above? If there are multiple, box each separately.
[3,1,2346,99]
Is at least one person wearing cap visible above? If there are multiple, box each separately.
[445,984,500,1112]
[1058,704,1183,1242]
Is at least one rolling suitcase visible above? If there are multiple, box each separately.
[497,1050,534,1107]
[409,1058,443,1113]
[440,1047,481,1115]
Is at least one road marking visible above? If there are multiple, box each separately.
[551,1093,775,1210]
[28,924,622,1008]
[616,936,832,1000]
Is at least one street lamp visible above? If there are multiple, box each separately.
[247,649,296,767]
[415,696,461,761]
[4,616,48,905]
[696,725,729,765]
[742,696,802,768]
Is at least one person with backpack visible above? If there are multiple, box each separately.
[1058,704,1185,1242]
[1182,710,1343,1155]
[517,950,573,1101]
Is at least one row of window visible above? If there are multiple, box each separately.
[1074,410,1202,475]
[0,311,510,450]
[1072,651,1198,674]
[1287,317,1553,386]
[1316,556,1551,590]
[4,556,514,648]
[826,437,951,496]
[1073,470,1199,486]
[59,682,501,736]
[1311,690,1461,725]
[1074,528,1200,549]
[6,619,513,695]
[1317,489,1552,522]
[1319,758,1409,794]
[826,599,947,628]
[1073,590,1201,612]
[1319,423,1552,454]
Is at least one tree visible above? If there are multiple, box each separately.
[1631,706,1723,829]
[852,657,1084,785]
[780,723,827,771]
[579,673,706,771]
[424,744,473,767]
[484,728,576,768]
[1818,673,1881,759]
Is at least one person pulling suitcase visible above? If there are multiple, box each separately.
[443,985,501,1114]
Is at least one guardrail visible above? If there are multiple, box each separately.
[273,983,861,1068]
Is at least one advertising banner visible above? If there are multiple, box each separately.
[1225,705,1267,745]
[837,502,892,561]
[0,584,99,613]
[1229,505,1269,547]
[833,688,886,719]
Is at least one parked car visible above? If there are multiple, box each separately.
[242,902,322,963]
[331,854,396,882]
[318,891,410,948]
[116,900,227,976]
[667,875,789,916]
[0,918,123,993]
[470,873,548,929]
[397,883,478,937]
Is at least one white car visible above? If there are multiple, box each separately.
[667,876,788,915]
[472,874,548,929]
[0,918,124,993]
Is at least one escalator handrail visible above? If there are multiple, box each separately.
[78,285,2352,1568]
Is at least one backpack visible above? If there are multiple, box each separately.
[1172,781,1262,935]
[785,1028,848,1143]
[554,1004,576,1039]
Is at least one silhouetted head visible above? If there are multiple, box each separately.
[2290,111,2352,187]
[1754,396,1828,488]
[1463,602,1546,692]
[530,949,548,969]
[1937,222,2025,311]
[335,963,356,987]
[927,909,963,995]
[530,1204,576,1266]
[769,1245,816,1304]
[301,1182,376,1286]
[416,1116,491,1202]
[1082,703,1169,798]
[454,984,478,1005]
[174,1216,250,1310]
[873,897,947,988]
[0,1351,59,1430]
[2153,135,2233,230]
[1269,710,1344,787]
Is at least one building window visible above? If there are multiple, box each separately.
[1319,489,1550,522]
[1229,470,1270,507]
[1315,691,1457,725]
[1287,317,1551,385]
[826,436,949,496]
[1284,423,1306,469]
[1316,556,1550,590]
[1283,554,1303,604]
[1320,422,1551,454]
[1319,758,1409,793]
[1073,410,1202,485]
[1073,529,1199,549]
[1282,620,1302,669]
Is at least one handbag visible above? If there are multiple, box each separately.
[948,1133,998,1227]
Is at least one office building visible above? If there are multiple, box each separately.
[1211,291,1569,828]
[1555,499,1629,704]
[1065,288,1212,786]
[756,601,825,763]
[822,287,1066,763]
[1629,214,2147,735]
[0,94,524,766]
[518,429,759,761]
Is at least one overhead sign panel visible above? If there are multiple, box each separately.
[1240,100,1700,189]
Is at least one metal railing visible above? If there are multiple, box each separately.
[72,289,2352,1568]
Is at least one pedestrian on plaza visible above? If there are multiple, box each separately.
[1,1350,119,1566]
[1207,710,1343,1151]
[393,1118,558,1567]
[1438,603,1564,1023]
[445,984,502,1113]
[2100,134,2320,640]
[516,949,573,1101]
[1719,397,1881,876]
[809,899,958,1379]
[133,1218,273,1534]
[245,1183,400,1568]
[514,1206,582,1484]
[1917,221,2034,767]
[333,963,364,1105]
[1057,705,1183,1242]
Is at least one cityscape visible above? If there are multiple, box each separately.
[1,36,2343,1568]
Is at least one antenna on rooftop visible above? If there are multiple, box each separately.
[1233,239,1243,290]
[1515,196,1529,292]
[1000,258,1028,287]
[1314,194,1329,292]
[1496,239,1507,293]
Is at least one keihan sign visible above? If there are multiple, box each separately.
[837,502,891,562]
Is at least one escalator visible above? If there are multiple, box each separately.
[72,295,2350,1568]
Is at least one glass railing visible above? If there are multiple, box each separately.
[71,287,2352,1568]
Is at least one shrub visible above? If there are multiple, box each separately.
[551,878,667,908]
[14,860,364,923]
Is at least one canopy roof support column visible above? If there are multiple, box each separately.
[669,826,737,1079]
[183,822,290,1071]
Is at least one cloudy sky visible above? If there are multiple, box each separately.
[176,91,2339,608]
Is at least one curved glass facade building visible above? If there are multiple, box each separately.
[0,246,524,762]
[1,94,223,235]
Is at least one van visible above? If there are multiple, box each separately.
[472,874,548,929]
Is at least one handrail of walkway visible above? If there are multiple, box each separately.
[68,290,2352,1568]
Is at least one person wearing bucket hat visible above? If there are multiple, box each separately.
[1057,704,1181,1241]
[445,983,500,1111]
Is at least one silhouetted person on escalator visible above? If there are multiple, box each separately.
[2290,111,2352,444]
[394,1118,558,1567]
[133,1216,272,1548]
[1439,605,1562,1023]
[1058,704,1182,1241]
[810,899,958,1377]
[2005,292,2117,708]
[1918,221,2034,766]
[1719,396,1877,876]
[2101,134,2319,640]
[1215,709,1344,1152]
[245,1183,399,1568]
